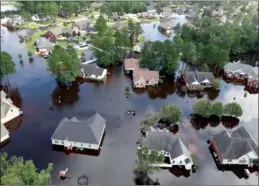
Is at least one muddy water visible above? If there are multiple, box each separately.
[0,27,258,185]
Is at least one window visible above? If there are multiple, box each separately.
[239,159,247,164]
[228,159,232,162]
[185,158,191,164]
[55,141,59,143]
[89,144,91,147]
[62,141,64,144]
[81,144,84,146]
[179,161,182,164]
[172,160,175,164]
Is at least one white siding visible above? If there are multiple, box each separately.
[171,154,193,170]
[51,139,99,150]
[0,133,9,143]
[134,80,146,88]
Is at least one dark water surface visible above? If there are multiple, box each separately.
[1,27,258,185]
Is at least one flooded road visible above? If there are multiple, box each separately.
[0,26,258,185]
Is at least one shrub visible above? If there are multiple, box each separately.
[158,79,163,85]
[224,102,243,117]
[213,78,221,90]
[125,87,130,92]
[27,51,33,58]
[192,100,212,118]
[211,101,224,116]
[159,104,182,124]
[18,53,22,59]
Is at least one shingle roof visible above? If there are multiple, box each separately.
[159,19,176,30]
[142,127,189,159]
[73,19,91,30]
[49,26,65,36]
[124,58,140,70]
[183,71,215,84]
[224,63,258,79]
[51,113,106,144]
[213,126,258,159]
[133,69,159,82]
[36,38,55,49]
[80,65,105,76]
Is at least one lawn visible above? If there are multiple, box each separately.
[139,18,158,23]
[56,41,73,48]
[26,31,45,53]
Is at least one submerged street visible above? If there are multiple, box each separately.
[0,21,258,185]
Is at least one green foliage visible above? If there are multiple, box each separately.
[159,104,182,123]
[135,146,165,174]
[192,100,212,117]
[158,79,163,85]
[100,1,147,14]
[48,46,80,83]
[224,102,243,117]
[125,87,130,92]
[18,53,22,59]
[27,51,33,57]
[211,101,224,116]
[127,19,143,46]
[94,15,108,35]
[0,51,16,80]
[213,78,221,89]
[141,112,159,130]
[0,152,53,185]
[140,40,180,75]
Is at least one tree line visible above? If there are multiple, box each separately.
[174,16,258,70]
[91,15,142,67]
[192,100,243,118]
[0,153,53,185]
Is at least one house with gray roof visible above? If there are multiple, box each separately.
[51,113,106,151]
[210,126,259,167]
[1,91,23,124]
[161,7,172,18]
[73,19,91,31]
[182,71,215,91]
[158,18,177,34]
[79,64,108,81]
[36,37,55,56]
[138,126,194,170]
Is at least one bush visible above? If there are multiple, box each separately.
[27,51,33,57]
[18,53,22,59]
[211,101,224,116]
[77,31,81,36]
[159,104,182,124]
[224,102,243,117]
[158,79,163,85]
[192,100,212,118]
[125,87,130,92]
[63,22,67,26]
[213,78,221,90]
[19,37,25,43]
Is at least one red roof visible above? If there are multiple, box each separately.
[124,58,140,70]
[133,69,159,82]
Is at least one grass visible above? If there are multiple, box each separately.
[139,18,158,23]
[1,1,21,6]
[26,31,45,53]
[56,41,72,48]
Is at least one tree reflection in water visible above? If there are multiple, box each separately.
[51,81,80,108]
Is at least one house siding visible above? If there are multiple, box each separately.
[51,139,99,150]
[45,31,57,41]
[0,133,9,143]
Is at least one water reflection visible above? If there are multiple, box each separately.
[51,82,80,108]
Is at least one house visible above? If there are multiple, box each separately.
[1,91,23,124]
[147,5,157,16]
[212,8,224,18]
[35,37,55,56]
[79,65,107,81]
[133,68,159,88]
[6,16,24,29]
[73,19,91,32]
[45,26,66,42]
[138,126,194,170]
[51,113,106,151]
[161,7,172,18]
[210,126,259,167]
[158,18,177,34]
[182,71,215,91]
[224,62,259,90]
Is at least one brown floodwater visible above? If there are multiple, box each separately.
[0,27,258,185]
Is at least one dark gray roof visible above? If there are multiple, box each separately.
[49,26,65,36]
[36,38,55,49]
[159,19,176,30]
[51,113,106,144]
[196,72,215,83]
[142,128,189,159]
[80,65,105,76]
[224,62,258,79]
[183,71,215,84]
[213,126,258,159]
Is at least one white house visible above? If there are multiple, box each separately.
[210,126,259,167]
[1,123,9,143]
[1,90,23,124]
[51,113,106,151]
[79,65,107,81]
[138,126,194,170]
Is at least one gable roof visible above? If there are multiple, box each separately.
[183,71,215,84]
[124,58,140,70]
[213,126,258,159]
[51,113,106,144]
[48,26,65,36]
[36,37,55,49]
[142,127,189,159]
[133,69,159,82]
[73,19,91,29]
[80,65,105,76]
[159,18,177,30]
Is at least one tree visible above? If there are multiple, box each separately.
[224,102,243,117]
[0,52,16,93]
[211,101,224,116]
[182,41,196,62]
[141,112,158,130]
[0,152,53,185]
[140,41,180,75]
[159,104,182,124]
[173,35,184,54]
[48,2,59,21]
[114,30,131,62]
[135,146,165,184]
[213,78,220,90]
[48,46,80,84]
[94,15,108,35]
[192,100,212,117]
[20,10,31,26]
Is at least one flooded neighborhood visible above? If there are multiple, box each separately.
[0,1,258,185]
